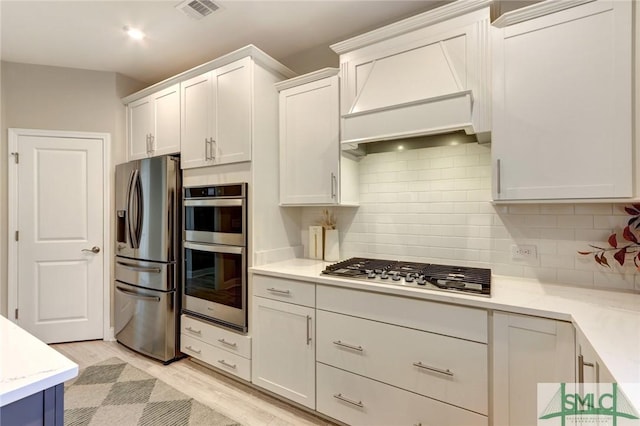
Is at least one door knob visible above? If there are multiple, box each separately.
[82,246,100,254]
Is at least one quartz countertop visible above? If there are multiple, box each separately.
[250,258,640,411]
[0,315,78,407]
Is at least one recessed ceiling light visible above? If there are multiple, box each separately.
[124,26,145,40]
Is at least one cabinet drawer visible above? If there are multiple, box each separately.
[317,363,487,426]
[252,275,315,308]
[181,334,251,381]
[317,284,487,343]
[181,315,251,359]
[317,310,488,414]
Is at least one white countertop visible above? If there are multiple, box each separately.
[0,315,78,407]
[250,258,640,410]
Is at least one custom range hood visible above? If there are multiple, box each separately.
[331,0,492,150]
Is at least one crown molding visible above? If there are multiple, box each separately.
[275,68,339,92]
[492,0,596,28]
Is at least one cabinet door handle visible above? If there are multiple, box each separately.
[266,287,290,295]
[185,326,201,335]
[496,158,501,195]
[332,340,363,352]
[306,315,312,345]
[333,393,364,408]
[330,172,337,199]
[211,139,216,160]
[217,338,237,348]
[149,134,155,153]
[412,361,454,377]
[578,354,595,383]
[185,345,201,354]
[145,134,150,154]
[217,359,237,369]
[204,138,210,160]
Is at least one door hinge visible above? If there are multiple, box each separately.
[15,230,19,241]
[15,308,18,320]
[10,152,19,164]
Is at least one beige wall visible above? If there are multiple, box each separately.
[279,43,339,75]
[0,61,145,317]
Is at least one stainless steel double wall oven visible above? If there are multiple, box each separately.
[182,183,248,332]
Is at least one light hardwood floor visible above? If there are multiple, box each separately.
[53,340,337,426]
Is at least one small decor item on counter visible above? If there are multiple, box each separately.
[324,229,340,261]
[578,204,640,269]
[319,209,339,261]
[309,225,324,259]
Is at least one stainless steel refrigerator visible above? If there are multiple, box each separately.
[114,155,181,363]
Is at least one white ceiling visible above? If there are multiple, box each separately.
[0,0,445,84]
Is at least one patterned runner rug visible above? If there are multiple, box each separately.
[64,357,241,426]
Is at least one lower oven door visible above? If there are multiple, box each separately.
[114,281,177,362]
[182,242,247,332]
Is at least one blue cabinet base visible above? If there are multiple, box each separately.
[0,384,64,426]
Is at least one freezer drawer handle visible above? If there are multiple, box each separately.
[185,345,202,354]
[333,393,364,408]
[412,361,454,377]
[217,338,237,348]
[333,340,363,352]
[185,326,202,335]
[115,286,161,302]
[217,359,237,369]
[117,261,162,273]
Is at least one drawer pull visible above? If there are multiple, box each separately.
[413,361,454,377]
[333,340,363,352]
[185,345,201,354]
[218,338,237,348]
[218,359,237,369]
[306,316,312,345]
[186,326,201,335]
[333,393,364,408]
[266,287,290,295]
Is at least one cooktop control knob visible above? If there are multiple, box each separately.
[416,275,426,285]
[380,271,389,279]
[405,274,415,283]
[367,271,376,279]
[392,272,401,281]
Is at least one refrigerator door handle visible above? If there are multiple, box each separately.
[129,169,143,249]
[115,285,161,302]
[134,169,144,247]
[126,169,137,248]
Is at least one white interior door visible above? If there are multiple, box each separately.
[11,130,106,343]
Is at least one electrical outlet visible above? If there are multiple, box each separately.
[511,244,538,260]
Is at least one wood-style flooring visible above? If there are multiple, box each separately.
[53,340,336,426]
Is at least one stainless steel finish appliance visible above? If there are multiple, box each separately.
[182,183,248,332]
[114,155,181,363]
[322,257,492,297]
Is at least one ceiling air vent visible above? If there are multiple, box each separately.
[176,0,220,20]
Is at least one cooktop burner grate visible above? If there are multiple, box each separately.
[322,257,491,296]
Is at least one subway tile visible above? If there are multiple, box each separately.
[443,191,469,202]
[522,267,557,283]
[540,254,575,269]
[574,203,613,215]
[417,168,443,181]
[593,271,636,291]
[417,192,443,202]
[430,157,455,169]
[442,168,467,179]
[396,171,419,182]
[556,269,594,287]
[539,204,575,215]
[508,205,540,215]
[453,155,479,167]
[539,228,575,241]
[556,215,594,229]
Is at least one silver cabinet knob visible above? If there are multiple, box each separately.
[82,246,100,254]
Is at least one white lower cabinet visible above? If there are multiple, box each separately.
[492,312,575,426]
[251,294,315,409]
[180,314,251,381]
[316,309,488,415]
[317,363,487,426]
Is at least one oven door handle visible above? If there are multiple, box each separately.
[184,199,243,207]
[184,242,244,254]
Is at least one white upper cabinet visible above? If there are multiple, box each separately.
[181,57,252,169]
[331,1,492,148]
[276,69,359,206]
[127,84,180,161]
[492,0,633,201]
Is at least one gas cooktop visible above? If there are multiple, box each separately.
[321,257,491,297]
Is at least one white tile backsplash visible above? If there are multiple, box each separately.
[300,143,640,293]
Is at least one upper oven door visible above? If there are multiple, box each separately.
[184,198,246,246]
